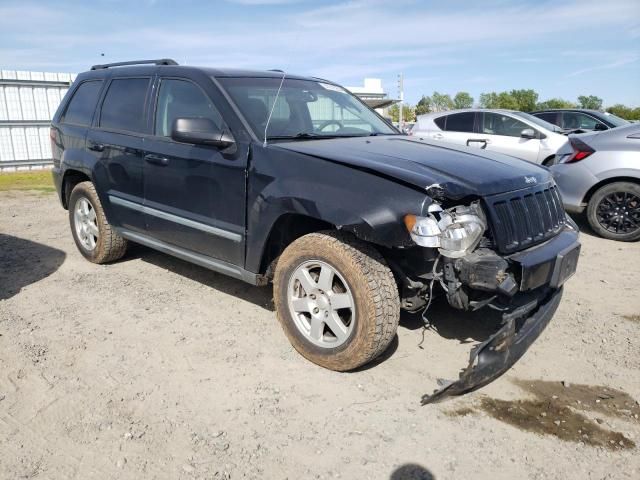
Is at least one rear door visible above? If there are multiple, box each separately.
[142,76,247,266]
[478,112,541,163]
[435,112,477,146]
[87,77,151,233]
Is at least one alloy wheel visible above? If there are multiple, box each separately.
[287,260,356,348]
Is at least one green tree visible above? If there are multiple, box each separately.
[495,92,519,110]
[453,91,474,109]
[606,104,640,121]
[535,98,576,109]
[415,95,432,116]
[479,92,499,108]
[388,103,416,122]
[577,95,603,110]
[431,91,454,112]
[509,89,539,112]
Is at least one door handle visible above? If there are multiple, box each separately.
[88,142,105,152]
[433,133,443,139]
[466,139,488,149]
[144,154,169,166]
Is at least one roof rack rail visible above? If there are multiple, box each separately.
[90,59,178,70]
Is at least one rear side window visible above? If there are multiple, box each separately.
[535,112,558,125]
[100,78,150,133]
[444,112,475,133]
[434,116,446,130]
[62,81,102,126]
[155,79,224,137]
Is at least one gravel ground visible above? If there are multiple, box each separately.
[1,190,639,480]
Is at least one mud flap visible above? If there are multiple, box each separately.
[421,287,564,405]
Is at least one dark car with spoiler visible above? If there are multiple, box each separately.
[51,59,580,402]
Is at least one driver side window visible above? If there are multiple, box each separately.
[155,79,223,137]
[482,113,528,137]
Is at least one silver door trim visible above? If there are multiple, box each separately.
[109,195,242,242]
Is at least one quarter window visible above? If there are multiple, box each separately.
[62,81,103,126]
[444,112,474,133]
[481,113,529,137]
[155,79,224,137]
[434,116,446,130]
[99,78,150,133]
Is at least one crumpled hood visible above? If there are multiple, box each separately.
[274,136,553,199]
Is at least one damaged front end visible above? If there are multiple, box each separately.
[391,191,580,403]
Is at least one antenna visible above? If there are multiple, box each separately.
[263,71,286,147]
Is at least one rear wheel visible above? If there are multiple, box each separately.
[586,182,640,241]
[69,181,128,262]
[273,231,400,371]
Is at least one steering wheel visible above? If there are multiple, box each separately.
[317,120,344,132]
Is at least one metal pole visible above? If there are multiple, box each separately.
[398,73,404,129]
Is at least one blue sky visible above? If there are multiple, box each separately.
[1,0,639,106]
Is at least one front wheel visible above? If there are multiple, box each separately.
[273,231,400,371]
[586,182,640,241]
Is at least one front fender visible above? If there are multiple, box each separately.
[244,145,430,273]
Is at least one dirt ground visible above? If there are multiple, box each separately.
[1,190,639,480]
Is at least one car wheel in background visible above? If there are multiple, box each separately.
[273,231,400,371]
[586,182,640,242]
[69,181,128,262]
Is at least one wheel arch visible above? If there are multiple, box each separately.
[583,176,640,206]
[256,212,337,276]
[61,169,92,209]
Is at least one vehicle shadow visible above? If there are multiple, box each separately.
[400,296,503,344]
[0,234,66,301]
[124,243,275,311]
[390,463,435,480]
[568,212,600,239]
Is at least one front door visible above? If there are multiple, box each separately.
[143,77,247,266]
[477,112,541,163]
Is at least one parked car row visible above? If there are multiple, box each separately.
[411,109,567,165]
[411,108,639,241]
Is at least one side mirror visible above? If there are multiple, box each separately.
[521,128,537,139]
[171,118,234,148]
[594,123,607,131]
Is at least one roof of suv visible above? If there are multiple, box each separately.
[77,62,328,83]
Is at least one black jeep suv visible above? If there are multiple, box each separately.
[51,59,580,402]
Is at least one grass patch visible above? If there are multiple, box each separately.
[0,170,55,193]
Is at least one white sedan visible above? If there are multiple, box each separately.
[411,109,568,165]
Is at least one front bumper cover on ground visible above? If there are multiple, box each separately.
[421,287,563,405]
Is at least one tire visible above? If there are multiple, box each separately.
[68,181,128,263]
[586,182,640,242]
[273,231,400,371]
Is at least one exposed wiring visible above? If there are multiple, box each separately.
[418,255,442,348]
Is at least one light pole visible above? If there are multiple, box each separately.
[397,73,404,129]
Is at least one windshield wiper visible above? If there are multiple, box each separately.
[266,132,340,141]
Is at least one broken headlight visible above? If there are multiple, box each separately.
[404,202,486,258]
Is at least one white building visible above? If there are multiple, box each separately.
[346,78,398,115]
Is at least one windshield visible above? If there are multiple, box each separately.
[511,111,563,133]
[602,112,629,127]
[217,77,397,141]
